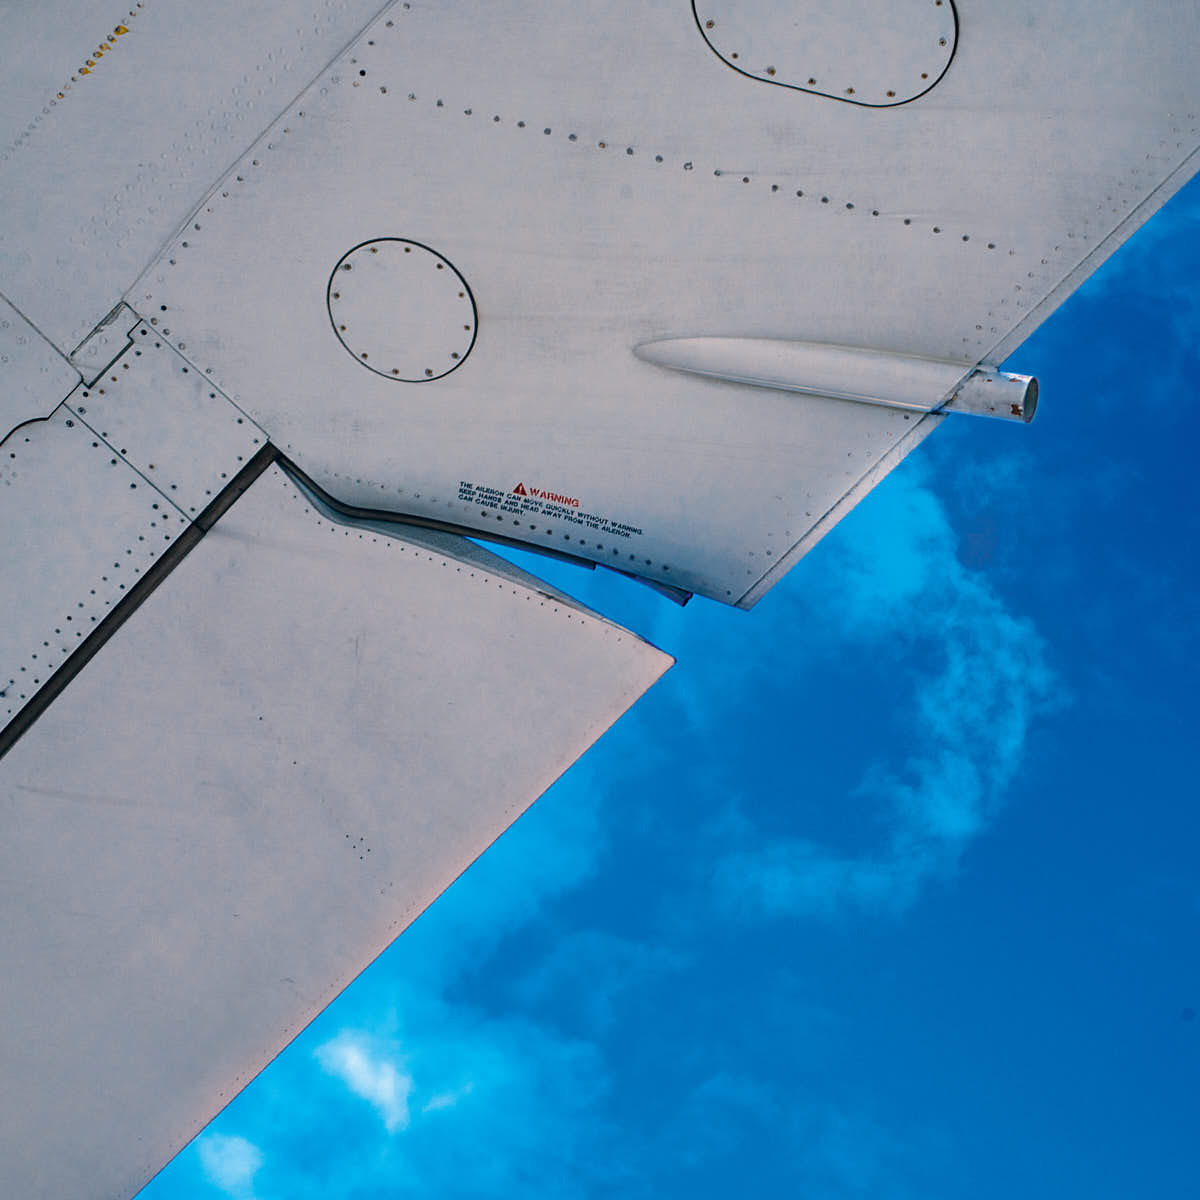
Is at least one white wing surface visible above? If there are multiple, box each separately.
[4,1,1198,605]
[1,2,1197,1197]
[1,461,669,1200]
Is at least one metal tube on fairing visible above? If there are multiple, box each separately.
[633,337,1037,423]
[946,369,1038,423]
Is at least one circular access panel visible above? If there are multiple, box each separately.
[327,239,477,382]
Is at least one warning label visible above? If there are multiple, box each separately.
[458,480,645,540]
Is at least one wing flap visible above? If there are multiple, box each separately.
[0,464,670,1200]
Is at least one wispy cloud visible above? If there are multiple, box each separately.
[293,996,615,1198]
[314,1032,413,1133]
[711,464,1058,919]
[195,1134,263,1200]
[421,1081,474,1113]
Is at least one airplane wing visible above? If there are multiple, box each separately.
[1,315,671,1200]
[1,2,1197,1197]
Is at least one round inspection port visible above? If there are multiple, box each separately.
[326,238,477,382]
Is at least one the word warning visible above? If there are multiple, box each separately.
[458,480,645,540]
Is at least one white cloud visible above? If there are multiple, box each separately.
[314,1031,413,1133]
[421,1081,474,1113]
[712,465,1058,919]
[195,1133,263,1200]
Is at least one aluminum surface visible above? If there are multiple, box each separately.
[0,406,190,731]
[0,464,670,1200]
[691,0,958,106]
[65,320,267,517]
[124,0,1200,604]
[0,4,1198,1196]
[0,0,390,352]
[0,292,79,442]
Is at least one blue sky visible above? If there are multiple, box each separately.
[139,175,1199,1199]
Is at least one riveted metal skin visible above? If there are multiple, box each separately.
[0,3,1197,1197]
[0,406,191,733]
[122,0,1200,606]
[691,0,959,106]
[0,464,669,1200]
[327,238,478,381]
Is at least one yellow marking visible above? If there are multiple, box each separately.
[14,5,145,141]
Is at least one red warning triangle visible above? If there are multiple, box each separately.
[513,482,528,496]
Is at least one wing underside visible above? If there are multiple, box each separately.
[1,456,669,1200]
[1,2,1197,1196]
